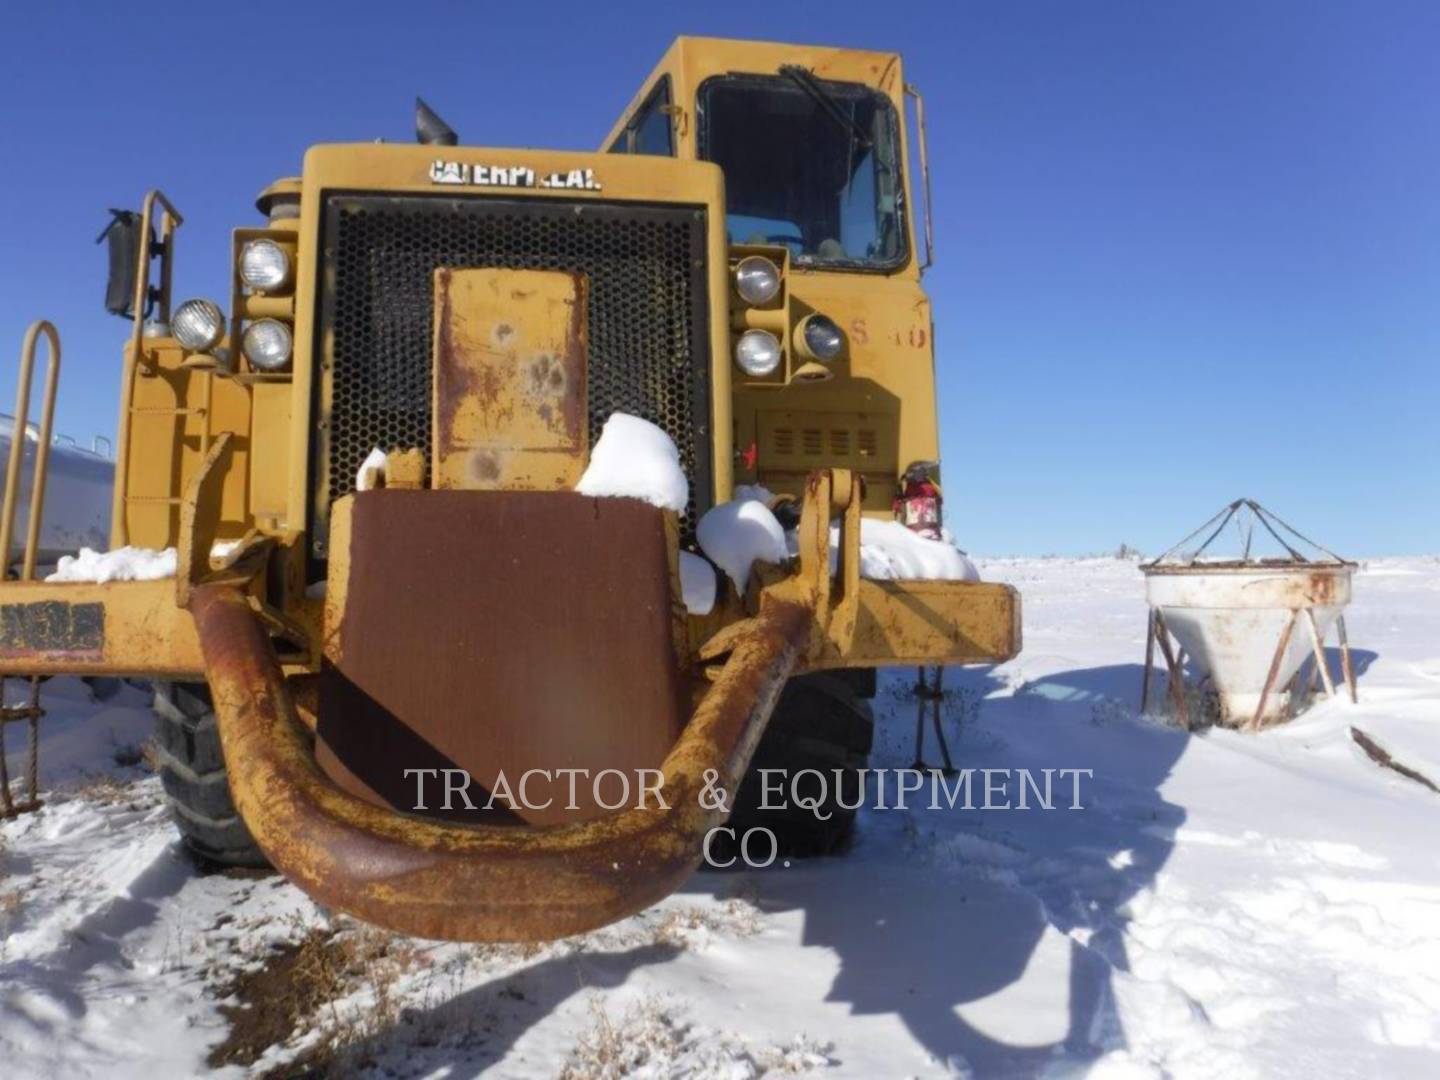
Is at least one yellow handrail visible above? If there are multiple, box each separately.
[127,189,184,372]
[112,189,184,547]
[0,321,62,580]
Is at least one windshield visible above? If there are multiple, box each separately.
[698,73,906,269]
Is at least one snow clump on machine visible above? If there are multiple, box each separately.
[572,412,715,612]
[46,546,178,583]
[355,447,389,491]
[782,519,979,581]
[575,413,688,512]
[677,551,718,615]
[696,495,788,591]
[847,519,980,581]
[570,411,976,602]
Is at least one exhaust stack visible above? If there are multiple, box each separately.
[415,97,458,146]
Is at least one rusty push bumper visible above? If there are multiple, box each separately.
[179,468,1017,943]
[192,582,809,941]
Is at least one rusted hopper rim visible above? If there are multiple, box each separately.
[188,583,811,943]
[1144,560,1357,576]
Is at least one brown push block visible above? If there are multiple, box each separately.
[317,490,683,827]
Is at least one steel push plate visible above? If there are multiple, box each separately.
[431,267,589,491]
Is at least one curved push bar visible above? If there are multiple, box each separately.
[189,583,811,942]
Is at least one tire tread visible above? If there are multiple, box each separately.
[153,681,269,869]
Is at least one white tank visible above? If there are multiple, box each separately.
[1141,500,1356,726]
[0,415,114,567]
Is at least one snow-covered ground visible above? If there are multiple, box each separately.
[3,556,1438,1078]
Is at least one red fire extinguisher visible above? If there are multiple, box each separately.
[894,461,943,541]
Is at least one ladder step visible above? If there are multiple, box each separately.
[129,406,206,416]
[124,495,183,505]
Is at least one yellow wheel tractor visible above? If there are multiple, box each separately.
[0,38,1019,941]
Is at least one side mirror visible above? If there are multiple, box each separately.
[903,84,935,272]
[96,209,150,319]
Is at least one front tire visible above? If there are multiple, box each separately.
[152,681,269,869]
[721,672,875,857]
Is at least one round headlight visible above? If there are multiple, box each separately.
[172,299,225,352]
[734,329,782,377]
[800,314,845,361]
[242,319,293,371]
[734,256,781,305]
[239,239,291,291]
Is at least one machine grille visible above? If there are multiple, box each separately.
[314,193,712,554]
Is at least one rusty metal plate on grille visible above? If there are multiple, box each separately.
[315,194,713,556]
[317,490,684,827]
[432,267,588,491]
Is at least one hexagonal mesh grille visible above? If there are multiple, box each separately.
[314,193,712,553]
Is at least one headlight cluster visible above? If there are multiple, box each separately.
[730,254,846,380]
[732,255,783,378]
[171,235,296,372]
[238,238,294,370]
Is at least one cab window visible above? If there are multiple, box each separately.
[698,73,906,269]
[608,76,674,156]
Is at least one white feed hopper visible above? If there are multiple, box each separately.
[1,414,113,567]
[1140,499,1357,729]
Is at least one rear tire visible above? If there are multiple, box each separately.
[152,681,269,869]
[720,672,875,858]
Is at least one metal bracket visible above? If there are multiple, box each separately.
[176,432,234,608]
[789,468,862,659]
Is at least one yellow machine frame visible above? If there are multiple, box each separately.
[1,36,1020,939]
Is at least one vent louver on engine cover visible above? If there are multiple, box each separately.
[313,193,713,555]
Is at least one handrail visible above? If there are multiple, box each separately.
[904,83,935,272]
[113,190,184,547]
[126,189,184,375]
[0,321,62,580]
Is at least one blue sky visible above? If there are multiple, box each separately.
[2,2,1436,555]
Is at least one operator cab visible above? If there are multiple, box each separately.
[605,36,924,276]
